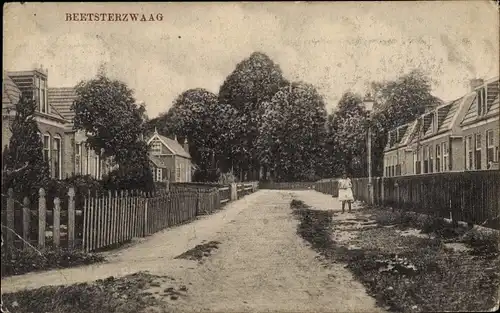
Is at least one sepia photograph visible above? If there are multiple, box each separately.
[1,1,499,312]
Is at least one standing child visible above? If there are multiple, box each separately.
[338,171,354,213]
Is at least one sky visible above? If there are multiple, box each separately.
[3,1,499,118]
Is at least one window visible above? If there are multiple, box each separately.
[435,144,441,172]
[75,143,82,174]
[442,142,448,171]
[151,139,162,155]
[475,134,482,170]
[396,154,402,176]
[43,134,51,163]
[176,164,181,181]
[486,130,496,164]
[186,164,191,182]
[423,146,429,173]
[391,156,397,176]
[35,77,41,112]
[151,167,156,181]
[413,151,417,175]
[94,152,100,179]
[429,115,435,133]
[466,136,473,170]
[41,78,47,114]
[384,157,388,177]
[477,88,486,116]
[429,145,434,173]
[35,76,48,113]
[53,136,62,179]
[181,163,185,182]
[156,168,163,182]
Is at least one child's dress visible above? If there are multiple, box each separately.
[338,178,354,202]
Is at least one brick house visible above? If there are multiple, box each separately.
[3,68,70,179]
[2,67,111,180]
[459,77,500,171]
[147,129,193,182]
[383,76,499,176]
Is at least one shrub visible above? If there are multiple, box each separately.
[1,247,105,277]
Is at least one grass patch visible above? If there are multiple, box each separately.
[174,241,221,262]
[2,272,170,313]
[290,200,500,312]
[1,247,105,277]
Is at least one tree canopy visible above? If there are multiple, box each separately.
[257,82,327,181]
[72,72,153,190]
[218,52,289,179]
[2,96,50,197]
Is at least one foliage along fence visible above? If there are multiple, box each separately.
[259,181,316,190]
[1,182,259,253]
[259,180,339,197]
[351,170,500,230]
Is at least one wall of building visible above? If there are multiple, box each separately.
[174,156,192,182]
[63,131,75,178]
[450,137,464,171]
[461,119,499,170]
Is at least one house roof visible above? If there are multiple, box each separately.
[48,87,78,121]
[2,71,68,121]
[149,155,168,168]
[2,72,21,109]
[384,90,478,152]
[147,131,191,159]
[461,77,500,125]
[399,121,417,146]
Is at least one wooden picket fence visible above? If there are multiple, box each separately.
[1,188,79,252]
[1,181,260,253]
[350,171,500,230]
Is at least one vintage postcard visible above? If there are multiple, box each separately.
[2,1,499,313]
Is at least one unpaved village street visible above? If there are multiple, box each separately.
[2,190,384,313]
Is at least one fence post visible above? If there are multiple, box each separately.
[393,181,399,213]
[143,195,148,236]
[53,197,61,247]
[68,188,76,250]
[6,188,15,251]
[38,188,46,249]
[22,197,30,250]
[196,190,201,215]
[230,183,237,201]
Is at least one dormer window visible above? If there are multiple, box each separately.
[477,87,486,116]
[35,75,49,114]
[429,113,435,133]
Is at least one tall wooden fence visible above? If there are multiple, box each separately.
[2,181,259,253]
[351,171,500,230]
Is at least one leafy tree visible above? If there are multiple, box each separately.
[72,72,153,191]
[257,82,327,181]
[218,52,289,180]
[162,88,238,181]
[2,96,50,197]
[325,92,368,177]
[370,69,442,175]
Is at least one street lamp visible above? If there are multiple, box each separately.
[363,92,375,205]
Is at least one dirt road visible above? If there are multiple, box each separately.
[2,190,384,313]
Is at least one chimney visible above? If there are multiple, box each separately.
[470,78,484,92]
[183,138,189,153]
